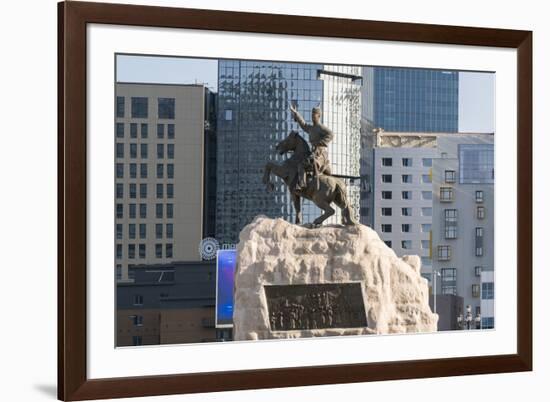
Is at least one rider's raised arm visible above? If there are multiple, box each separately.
[292,109,313,134]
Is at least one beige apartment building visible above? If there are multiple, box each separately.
[115,83,211,282]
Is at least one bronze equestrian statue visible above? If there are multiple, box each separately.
[262,105,357,226]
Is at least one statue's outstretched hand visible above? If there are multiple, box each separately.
[289,102,298,116]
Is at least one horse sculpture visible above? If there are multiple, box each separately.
[262,131,357,226]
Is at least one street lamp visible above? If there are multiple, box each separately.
[457,304,482,330]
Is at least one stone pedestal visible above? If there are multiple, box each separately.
[233,216,438,341]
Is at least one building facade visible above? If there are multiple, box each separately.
[432,134,494,329]
[216,60,362,245]
[115,83,215,282]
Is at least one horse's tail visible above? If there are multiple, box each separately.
[334,180,357,225]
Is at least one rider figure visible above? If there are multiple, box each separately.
[289,103,334,191]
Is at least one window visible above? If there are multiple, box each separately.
[445,170,456,183]
[116,264,122,280]
[129,183,136,199]
[401,207,412,216]
[132,315,143,326]
[116,183,123,199]
[422,158,432,167]
[156,224,163,239]
[167,124,175,139]
[133,295,144,306]
[140,163,147,179]
[130,123,137,138]
[157,124,164,138]
[401,174,412,183]
[402,224,411,233]
[402,158,413,167]
[167,164,174,179]
[476,190,484,203]
[444,209,458,239]
[472,284,480,298]
[156,203,163,219]
[158,97,175,119]
[384,240,392,248]
[130,143,137,158]
[401,240,412,249]
[421,257,431,266]
[167,144,174,159]
[116,244,122,259]
[440,187,454,202]
[437,245,451,261]
[224,109,233,120]
[157,144,164,159]
[381,158,392,167]
[116,123,124,138]
[421,224,431,233]
[141,123,148,138]
[481,317,494,329]
[139,224,146,239]
[459,144,494,184]
[157,164,164,178]
[475,266,482,276]
[116,96,125,118]
[166,224,173,239]
[382,174,392,183]
[129,224,136,239]
[421,174,432,183]
[421,207,432,216]
[116,224,122,240]
[381,224,392,233]
[139,203,146,219]
[156,184,163,198]
[402,191,412,200]
[166,204,173,218]
[381,207,392,216]
[139,244,146,259]
[116,204,123,218]
[421,191,432,200]
[140,143,148,159]
[382,191,392,200]
[477,206,485,219]
[482,282,494,299]
[155,244,163,258]
[131,97,148,118]
[166,243,173,258]
[116,163,124,178]
[441,268,457,295]
[116,143,124,158]
[442,285,457,295]
[475,227,484,256]
[129,163,137,178]
[421,240,430,249]
[128,244,136,259]
[129,204,136,219]
[167,184,174,199]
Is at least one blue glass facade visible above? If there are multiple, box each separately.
[364,67,459,132]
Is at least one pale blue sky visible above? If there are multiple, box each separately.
[116,55,495,133]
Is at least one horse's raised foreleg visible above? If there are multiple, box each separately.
[292,193,302,224]
[312,200,335,226]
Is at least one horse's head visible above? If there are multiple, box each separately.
[276,130,301,155]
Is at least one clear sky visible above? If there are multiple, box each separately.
[116,55,495,133]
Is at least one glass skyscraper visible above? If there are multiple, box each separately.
[363,67,459,133]
[216,60,362,245]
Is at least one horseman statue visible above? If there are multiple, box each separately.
[262,104,357,226]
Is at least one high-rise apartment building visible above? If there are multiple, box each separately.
[216,61,362,245]
[432,134,494,329]
[115,83,215,282]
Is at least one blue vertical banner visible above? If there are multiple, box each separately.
[215,249,237,328]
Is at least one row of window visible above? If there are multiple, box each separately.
[117,96,175,119]
[116,183,174,199]
[380,208,432,222]
[115,203,173,219]
[115,122,176,140]
[381,174,432,184]
[383,239,431,249]
[116,243,173,259]
[437,232,485,260]
[116,223,174,240]
[115,143,175,159]
[380,189,485,203]
[381,157,432,168]
[381,190,429,200]
[116,163,175,179]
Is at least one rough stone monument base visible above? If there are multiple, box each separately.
[233,216,438,341]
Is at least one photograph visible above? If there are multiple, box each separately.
[113,54,495,347]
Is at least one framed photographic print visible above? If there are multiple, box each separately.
[58,1,532,400]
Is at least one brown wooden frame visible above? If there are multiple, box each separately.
[58,1,532,400]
